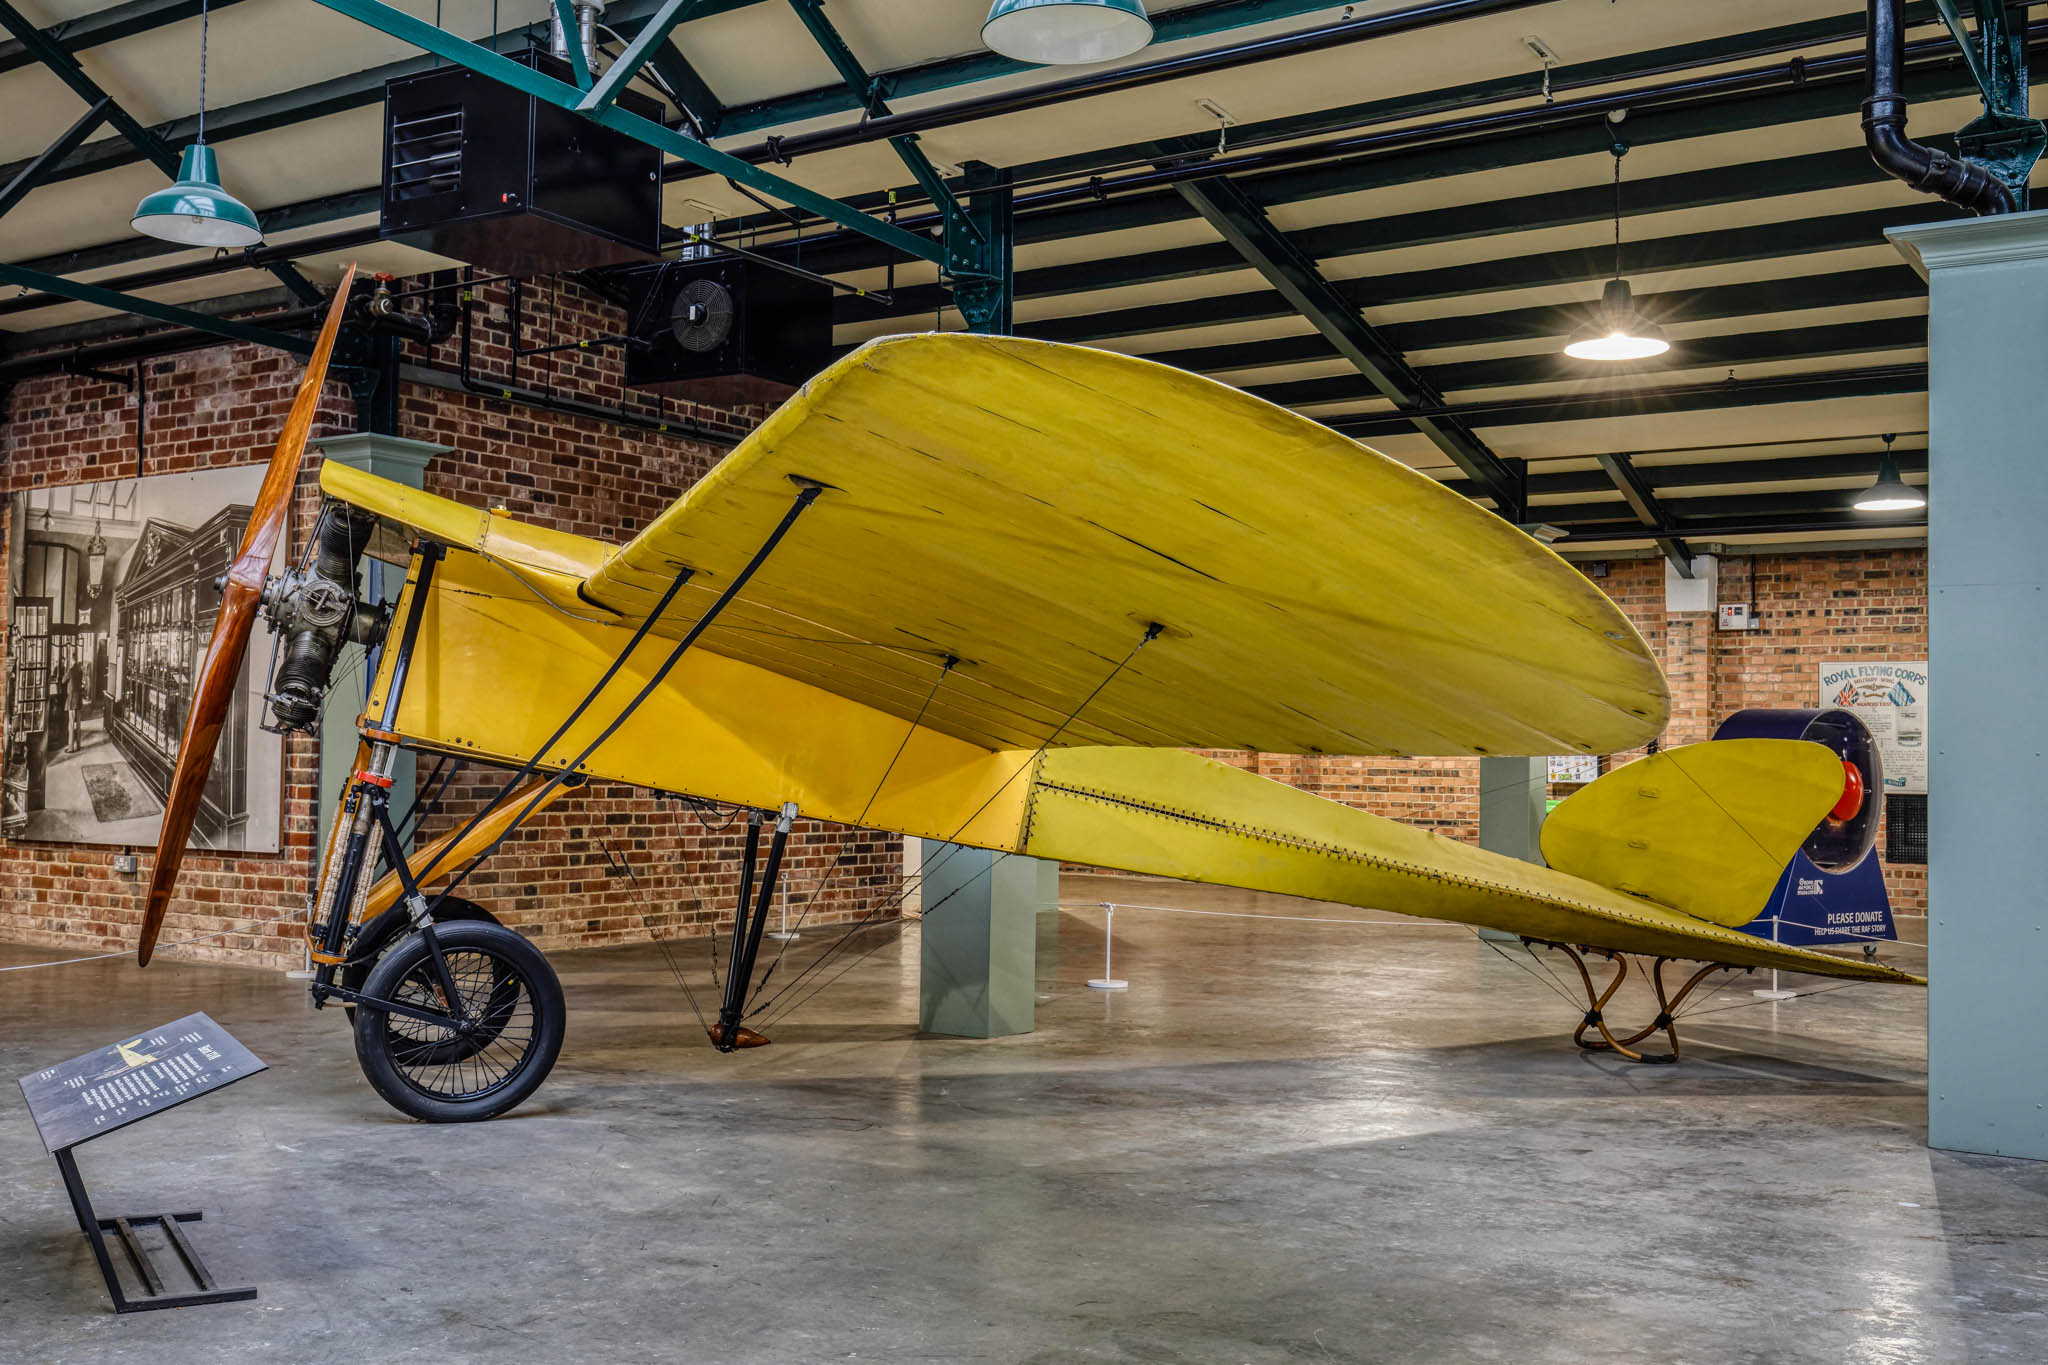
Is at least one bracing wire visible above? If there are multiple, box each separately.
[744,626,1162,1030]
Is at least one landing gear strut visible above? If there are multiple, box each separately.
[1530,940,1744,1064]
[710,801,799,1051]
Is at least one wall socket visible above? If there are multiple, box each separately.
[112,852,138,876]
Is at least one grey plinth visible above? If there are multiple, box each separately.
[308,434,450,857]
[917,841,1038,1038]
[1891,211,2048,1161]
[1477,755,1548,941]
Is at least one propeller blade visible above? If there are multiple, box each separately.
[138,264,358,966]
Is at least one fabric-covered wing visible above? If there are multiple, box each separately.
[575,334,1667,758]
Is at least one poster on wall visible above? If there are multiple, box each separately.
[1819,659,1928,794]
[1547,754,1599,784]
[3,467,284,851]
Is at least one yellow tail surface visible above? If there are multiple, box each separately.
[1538,741,1848,928]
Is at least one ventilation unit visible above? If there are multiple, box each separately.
[380,49,662,275]
[621,260,834,406]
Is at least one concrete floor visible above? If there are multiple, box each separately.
[1,874,2041,1364]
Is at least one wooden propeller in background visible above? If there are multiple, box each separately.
[138,263,357,966]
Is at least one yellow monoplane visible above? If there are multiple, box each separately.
[137,270,1921,1121]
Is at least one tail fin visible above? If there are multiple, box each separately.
[1538,740,1847,927]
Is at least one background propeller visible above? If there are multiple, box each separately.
[137,263,357,966]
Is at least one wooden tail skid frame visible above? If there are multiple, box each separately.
[1528,939,1748,1064]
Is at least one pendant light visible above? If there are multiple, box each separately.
[132,0,261,246]
[1564,131,1668,362]
[983,0,1153,66]
[1854,433,1927,512]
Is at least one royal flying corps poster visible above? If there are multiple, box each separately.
[1820,659,1928,795]
[4,467,284,851]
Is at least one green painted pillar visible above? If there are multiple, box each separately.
[916,162,1039,1038]
[917,839,1037,1038]
[308,434,447,856]
[1477,755,1547,942]
[1890,212,2048,1161]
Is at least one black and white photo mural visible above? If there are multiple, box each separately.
[4,466,284,852]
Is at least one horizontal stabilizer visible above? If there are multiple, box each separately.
[1538,740,1848,928]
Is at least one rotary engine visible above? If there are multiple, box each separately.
[261,504,388,732]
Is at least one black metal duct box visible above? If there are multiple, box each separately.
[623,260,833,406]
[381,48,662,275]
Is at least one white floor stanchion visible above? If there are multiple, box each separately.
[1753,915,1796,1000]
[766,890,800,942]
[1087,902,1128,991]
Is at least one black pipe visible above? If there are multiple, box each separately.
[678,0,1558,182]
[448,271,744,444]
[1864,0,2013,214]
[1560,515,1926,542]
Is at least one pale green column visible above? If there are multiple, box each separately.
[1477,755,1547,942]
[308,434,448,855]
[1890,212,2048,1160]
[917,840,1037,1038]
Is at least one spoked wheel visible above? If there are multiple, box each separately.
[352,921,564,1122]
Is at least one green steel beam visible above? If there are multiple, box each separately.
[550,0,594,88]
[0,0,319,303]
[640,40,726,135]
[303,0,945,267]
[0,0,257,76]
[782,0,981,253]
[1594,450,1695,577]
[715,0,1358,139]
[0,96,108,219]
[0,262,311,354]
[582,0,702,112]
[0,0,177,177]
[749,35,2025,282]
[1174,173,1522,513]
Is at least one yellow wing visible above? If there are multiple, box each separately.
[563,333,1666,758]
[1538,740,1847,927]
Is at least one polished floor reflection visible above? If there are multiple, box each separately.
[1,874,2034,1364]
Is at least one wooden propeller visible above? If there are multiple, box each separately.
[137,263,357,966]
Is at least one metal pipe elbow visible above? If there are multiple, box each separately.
[1862,93,2015,217]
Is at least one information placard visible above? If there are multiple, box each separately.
[16,1012,266,1154]
[1819,660,1929,794]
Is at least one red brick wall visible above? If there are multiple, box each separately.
[0,279,895,969]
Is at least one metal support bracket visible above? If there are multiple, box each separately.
[1952,0,2045,209]
[1593,449,1695,577]
[1171,168,1525,516]
[53,1146,257,1312]
[952,162,1014,334]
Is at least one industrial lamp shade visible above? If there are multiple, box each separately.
[983,0,1152,65]
[1563,277,1669,361]
[1853,454,1927,512]
[132,144,262,247]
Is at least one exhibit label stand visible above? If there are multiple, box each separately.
[16,1012,266,1312]
[1088,902,1128,991]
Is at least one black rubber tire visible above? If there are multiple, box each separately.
[342,897,498,1027]
[351,921,565,1123]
